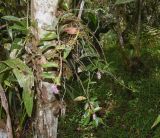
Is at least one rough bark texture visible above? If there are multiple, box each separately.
[31,0,59,138]
[31,0,58,40]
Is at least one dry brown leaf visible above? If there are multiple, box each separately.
[64,27,78,35]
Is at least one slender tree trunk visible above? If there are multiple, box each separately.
[31,0,59,138]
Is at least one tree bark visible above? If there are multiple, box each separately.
[31,0,59,138]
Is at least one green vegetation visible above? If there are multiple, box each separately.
[58,31,160,137]
[0,0,160,137]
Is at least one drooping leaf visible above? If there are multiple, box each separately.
[22,89,33,117]
[2,16,21,23]
[1,59,34,116]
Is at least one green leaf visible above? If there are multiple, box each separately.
[0,63,11,83]
[40,45,55,52]
[83,112,91,126]
[94,107,102,112]
[41,72,56,79]
[41,62,59,68]
[41,32,57,41]
[2,16,21,22]
[2,59,34,117]
[63,47,72,59]
[4,80,12,87]
[2,58,34,91]
[115,0,135,5]
[87,12,98,29]
[61,2,70,10]
[3,59,33,74]
[10,24,27,32]
[151,115,160,129]
[11,38,23,50]
[22,90,33,117]
[54,76,61,85]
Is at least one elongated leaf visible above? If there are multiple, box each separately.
[10,24,27,32]
[22,90,33,117]
[2,16,21,22]
[41,62,59,68]
[3,59,28,70]
[41,72,56,79]
[115,0,135,4]
[94,107,102,112]
[1,58,34,117]
[41,32,57,41]
[2,59,34,89]
[151,115,160,129]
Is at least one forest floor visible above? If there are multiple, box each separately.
[58,37,160,138]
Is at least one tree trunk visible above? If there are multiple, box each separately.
[31,0,59,138]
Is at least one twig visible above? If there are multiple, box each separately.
[0,84,13,138]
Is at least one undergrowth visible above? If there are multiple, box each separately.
[58,31,160,138]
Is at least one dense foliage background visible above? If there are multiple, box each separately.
[0,0,160,137]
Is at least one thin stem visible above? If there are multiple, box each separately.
[78,0,85,19]
[135,0,142,57]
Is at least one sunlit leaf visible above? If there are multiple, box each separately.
[74,96,87,102]
[61,2,70,10]
[94,107,102,112]
[151,115,160,129]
